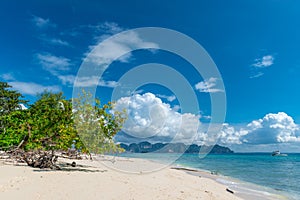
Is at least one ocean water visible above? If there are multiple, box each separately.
[119,153,300,200]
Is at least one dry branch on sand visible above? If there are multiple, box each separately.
[0,148,82,170]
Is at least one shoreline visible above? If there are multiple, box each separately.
[0,155,289,200]
[115,153,290,200]
[169,165,288,200]
[0,155,242,200]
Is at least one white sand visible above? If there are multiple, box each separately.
[0,156,242,200]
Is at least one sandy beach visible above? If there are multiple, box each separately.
[0,155,245,200]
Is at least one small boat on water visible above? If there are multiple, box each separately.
[271,150,288,157]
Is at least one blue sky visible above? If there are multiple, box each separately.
[1,1,300,152]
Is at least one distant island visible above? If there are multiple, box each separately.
[120,141,234,154]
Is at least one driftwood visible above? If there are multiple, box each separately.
[0,126,82,169]
[1,147,88,170]
[226,188,234,194]
[2,148,60,169]
[2,123,60,169]
[23,150,61,170]
[1,148,62,169]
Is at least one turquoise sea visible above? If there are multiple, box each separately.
[120,153,300,200]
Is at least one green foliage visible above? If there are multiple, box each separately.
[0,82,28,148]
[73,90,126,154]
[0,82,126,155]
[23,92,79,151]
[0,81,27,115]
[0,110,28,148]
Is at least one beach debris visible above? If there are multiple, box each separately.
[23,150,61,170]
[170,167,200,172]
[226,188,234,194]
[71,161,76,167]
[1,148,61,170]
[0,143,90,170]
[210,171,218,175]
[66,161,77,167]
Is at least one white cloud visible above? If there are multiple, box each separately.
[242,112,300,144]
[195,77,223,93]
[47,38,69,46]
[0,73,15,81]
[98,79,119,88]
[58,75,76,85]
[192,123,244,146]
[249,55,274,78]
[31,15,56,29]
[156,94,176,102]
[35,52,71,75]
[113,94,299,147]
[202,115,211,120]
[249,72,264,79]
[9,81,61,95]
[172,105,181,112]
[84,22,126,43]
[85,29,159,67]
[114,93,200,143]
[252,55,274,68]
[61,22,124,39]
[193,112,300,146]
[57,74,119,88]
[40,37,70,46]
[218,123,243,145]
[92,22,124,35]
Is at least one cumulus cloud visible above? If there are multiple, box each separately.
[112,95,297,146]
[9,81,61,95]
[195,77,223,93]
[184,112,300,146]
[209,112,300,145]
[114,93,200,143]
[112,92,300,146]
[252,55,274,68]
[242,112,300,144]
[172,105,181,112]
[192,123,244,146]
[217,123,244,145]
[35,52,71,75]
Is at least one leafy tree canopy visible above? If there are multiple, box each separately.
[0,82,126,155]
[0,81,27,115]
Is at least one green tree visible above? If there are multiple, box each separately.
[0,82,28,149]
[73,90,126,155]
[23,92,80,151]
[0,109,28,148]
[0,82,27,115]
[0,87,126,157]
